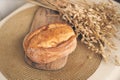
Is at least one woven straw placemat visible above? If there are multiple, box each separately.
[0,6,101,80]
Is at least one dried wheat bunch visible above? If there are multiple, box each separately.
[46,0,120,60]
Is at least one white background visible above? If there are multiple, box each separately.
[0,0,25,20]
[0,0,120,80]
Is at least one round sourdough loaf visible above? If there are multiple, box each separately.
[23,23,77,70]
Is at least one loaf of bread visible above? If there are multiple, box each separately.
[23,23,77,70]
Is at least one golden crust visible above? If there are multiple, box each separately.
[23,23,77,63]
[29,23,75,48]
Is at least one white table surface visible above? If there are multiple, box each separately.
[0,0,26,20]
[0,0,120,80]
